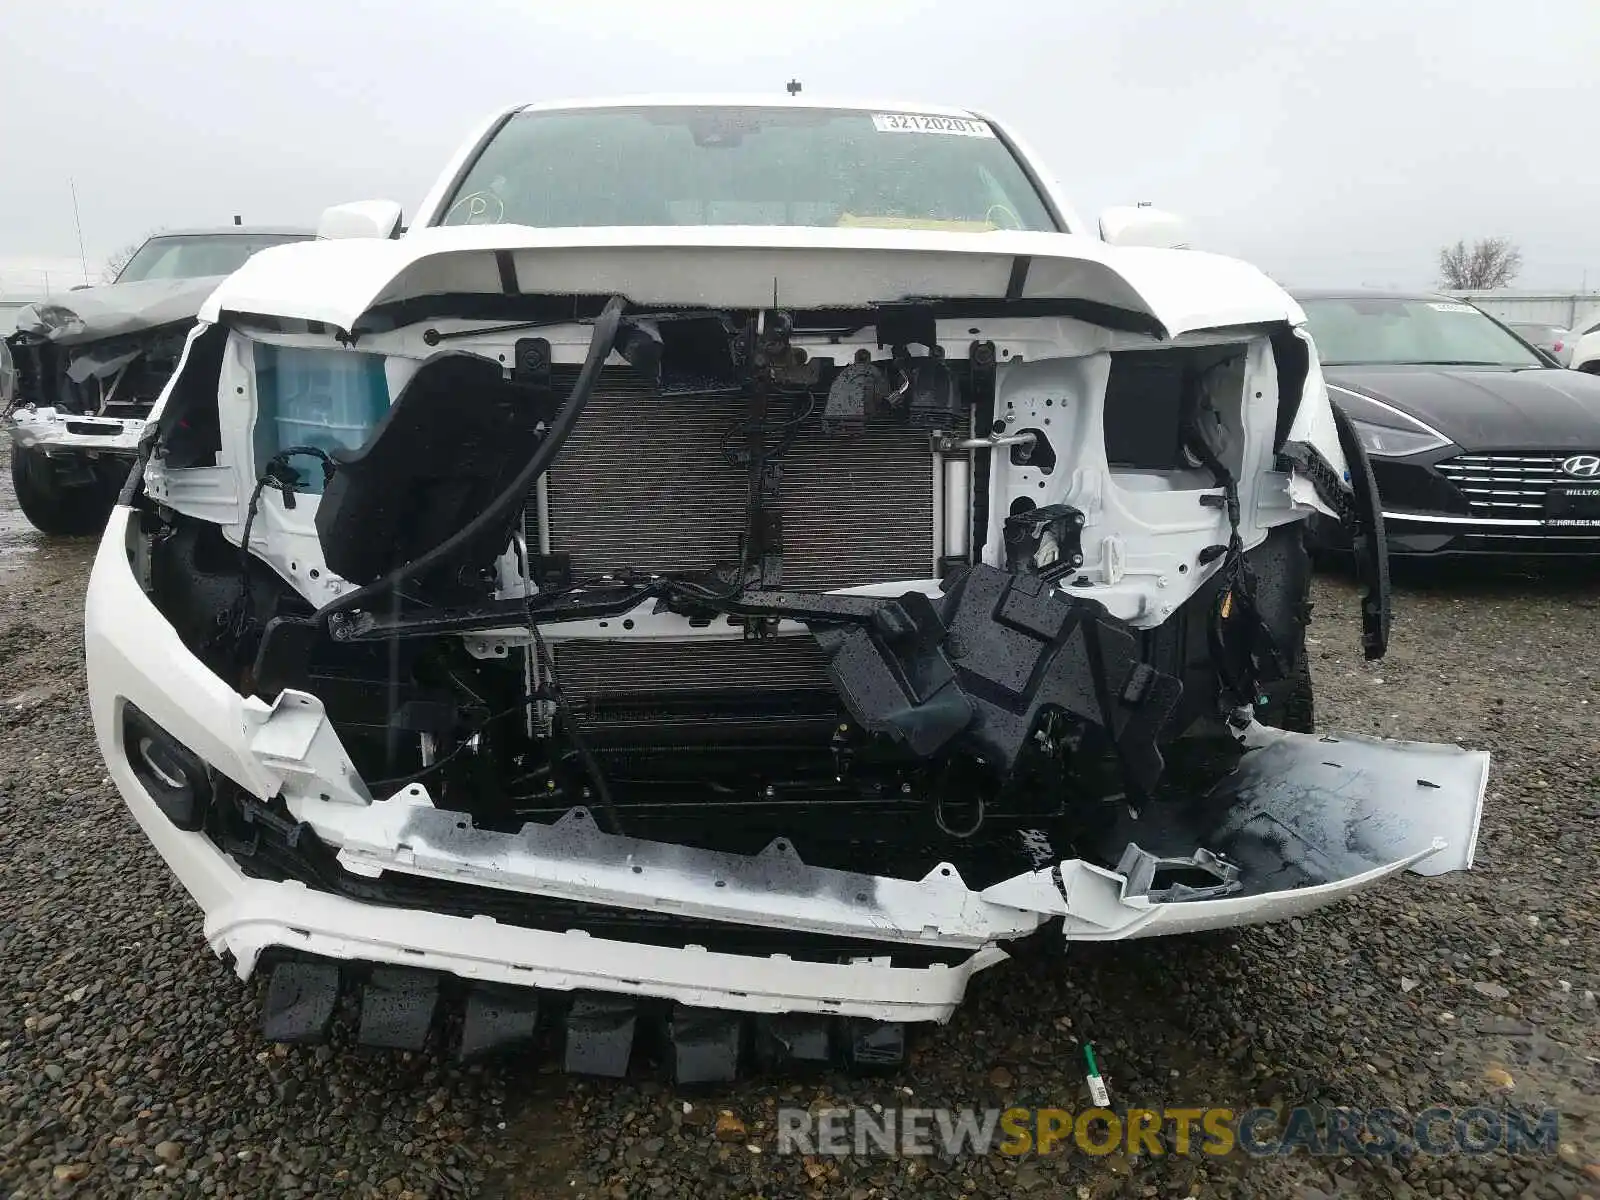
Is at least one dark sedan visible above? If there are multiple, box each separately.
[1294,290,1600,557]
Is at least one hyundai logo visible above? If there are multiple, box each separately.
[1561,454,1600,478]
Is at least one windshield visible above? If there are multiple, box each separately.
[1301,297,1545,368]
[437,106,1058,232]
[115,233,310,284]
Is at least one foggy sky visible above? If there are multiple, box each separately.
[1,0,1595,293]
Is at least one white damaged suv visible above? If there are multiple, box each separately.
[83,97,1488,1078]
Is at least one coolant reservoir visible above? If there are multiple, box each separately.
[252,344,390,495]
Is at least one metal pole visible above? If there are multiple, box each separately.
[69,178,90,283]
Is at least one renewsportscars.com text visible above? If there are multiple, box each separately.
[776,1106,1560,1159]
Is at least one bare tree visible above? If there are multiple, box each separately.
[1438,238,1522,290]
[101,229,163,282]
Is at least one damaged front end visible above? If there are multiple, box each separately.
[85,238,1486,1076]
[7,230,313,533]
[5,292,203,534]
[6,290,201,446]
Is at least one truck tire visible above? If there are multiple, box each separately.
[9,444,116,536]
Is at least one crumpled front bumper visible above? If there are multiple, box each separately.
[9,406,145,455]
[85,505,1490,1023]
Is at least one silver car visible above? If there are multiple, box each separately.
[1506,321,1574,367]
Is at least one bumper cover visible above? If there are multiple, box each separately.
[9,407,145,455]
[86,506,1490,1023]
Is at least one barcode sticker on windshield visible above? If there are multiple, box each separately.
[1427,302,1477,313]
[872,113,995,137]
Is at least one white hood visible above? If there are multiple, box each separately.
[198,225,1303,341]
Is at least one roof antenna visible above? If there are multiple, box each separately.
[786,78,802,96]
[233,214,243,226]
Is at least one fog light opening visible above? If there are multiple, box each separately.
[121,703,213,830]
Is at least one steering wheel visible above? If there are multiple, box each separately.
[444,190,506,226]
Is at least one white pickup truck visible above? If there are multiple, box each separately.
[82,95,1486,1079]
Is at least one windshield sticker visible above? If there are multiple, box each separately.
[872,113,995,137]
[1427,302,1478,313]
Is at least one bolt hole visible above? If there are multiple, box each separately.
[598,621,608,628]
[1046,398,1054,407]
[309,568,320,579]
[290,561,298,572]
[455,820,466,829]
[855,891,868,902]
[319,792,330,802]
[1179,564,1188,574]
[939,867,952,877]
[714,879,726,888]
[632,865,642,874]
[623,619,634,630]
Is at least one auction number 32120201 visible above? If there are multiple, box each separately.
[871,113,995,137]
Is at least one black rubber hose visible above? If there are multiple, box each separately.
[314,294,626,628]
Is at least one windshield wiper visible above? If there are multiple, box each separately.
[421,318,570,345]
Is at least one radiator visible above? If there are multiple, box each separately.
[551,636,840,748]
[525,368,936,591]
[552,636,833,705]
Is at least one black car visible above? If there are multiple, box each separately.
[1293,290,1600,557]
[3,225,313,535]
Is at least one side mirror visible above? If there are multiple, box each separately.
[1098,205,1191,249]
[317,200,404,240]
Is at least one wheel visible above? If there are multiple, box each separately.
[9,443,117,536]
[1260,657,1315,733]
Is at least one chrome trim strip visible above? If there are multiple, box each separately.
[1325,384,1451,443]
[1381,510,1543,527]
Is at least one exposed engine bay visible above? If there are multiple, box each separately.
[2,315,186,530]
[6,312,189,419]
[140,296,1344,889]
[84,226,1485,1075]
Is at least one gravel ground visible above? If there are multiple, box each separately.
[2,472,1597,1200]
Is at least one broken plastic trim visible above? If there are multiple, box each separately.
[1277,429,1390,661]
[1115,844,1241,902]
[1328,401,1392,659]
[229,693,1488,953]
